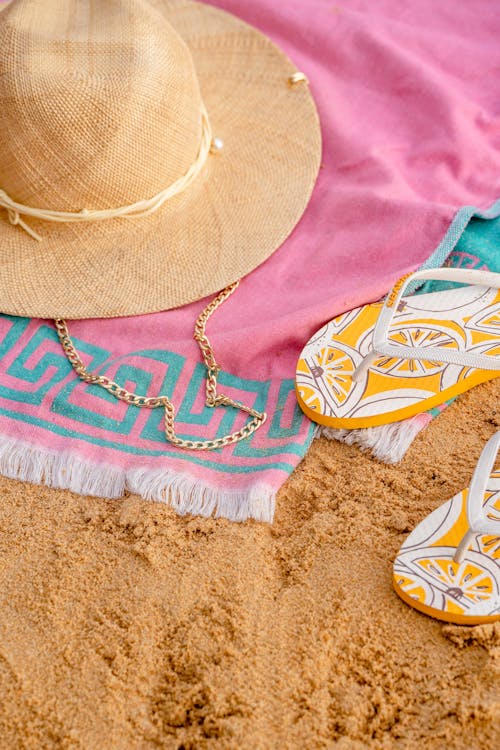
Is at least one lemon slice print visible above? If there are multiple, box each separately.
[364,323,464,378]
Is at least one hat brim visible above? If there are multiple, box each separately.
[0,0,321,319]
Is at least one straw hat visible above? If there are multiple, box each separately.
[0,0,321,319]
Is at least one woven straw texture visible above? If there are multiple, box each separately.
[0,0,321,319]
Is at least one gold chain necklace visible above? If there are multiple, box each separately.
[54,281,267,451]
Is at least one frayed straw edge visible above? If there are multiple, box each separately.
[0,436,275,523]
[321,414,431,464]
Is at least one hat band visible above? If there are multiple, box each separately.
[0,106,214,242]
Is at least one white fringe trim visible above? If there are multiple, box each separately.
[0,437,125,497]
[127,468,275,523]
[322,415,427,464]
[0,436,276,523]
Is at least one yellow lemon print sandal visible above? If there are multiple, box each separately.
[296,269,500,429]
[393,431,500,625]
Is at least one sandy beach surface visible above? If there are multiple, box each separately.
[0,379,498,749]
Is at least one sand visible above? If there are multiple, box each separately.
[0,379,499,749]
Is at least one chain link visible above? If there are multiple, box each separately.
[54,281,267,451]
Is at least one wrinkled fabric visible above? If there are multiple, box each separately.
[0,0,499,519]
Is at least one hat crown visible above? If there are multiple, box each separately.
[0,0,203,211]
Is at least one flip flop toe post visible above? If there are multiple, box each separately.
[393,431,500,625]
[296,269,500,429]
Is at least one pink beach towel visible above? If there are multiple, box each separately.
[1,0,499,521]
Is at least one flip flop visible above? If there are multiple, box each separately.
[295,269,500,429]
[393,431,500,625]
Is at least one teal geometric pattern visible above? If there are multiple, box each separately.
[0,315,315,475]
[421,211,500,292]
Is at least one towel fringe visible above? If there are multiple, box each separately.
[321,414,431,464]
[127,468,275,523]
[0,436,125,497]
[0,436,276,523]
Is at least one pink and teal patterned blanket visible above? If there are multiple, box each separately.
[1,0,500,521]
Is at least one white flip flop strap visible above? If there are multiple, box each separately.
[453,430,499,564]
[466,430,500,535]
[371,268,500,371]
